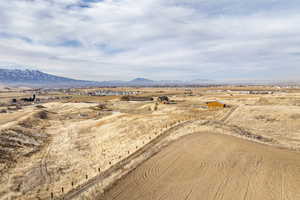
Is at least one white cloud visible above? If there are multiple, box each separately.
[0,0,299,81]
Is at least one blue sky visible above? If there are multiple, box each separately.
[0,0,299,81]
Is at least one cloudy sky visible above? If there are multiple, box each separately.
[0,0,299,81]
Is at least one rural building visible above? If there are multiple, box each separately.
[20,94,36,102]
[206,101,226,109]
[249,91,274,95]
[120,96,153,101]
[88,90,140,96]
[157,96,169,103]
[184,89,193,96]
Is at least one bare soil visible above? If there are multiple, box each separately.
[101,132,300,200]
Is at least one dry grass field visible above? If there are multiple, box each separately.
[0,86,300,200]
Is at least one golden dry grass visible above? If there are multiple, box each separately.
[0,87,300,200]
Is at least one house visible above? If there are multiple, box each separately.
[249,91,273,95]
[206,101,226,109]
[157,96,169,103]
[20,94,36,102]
[120,96,153,101]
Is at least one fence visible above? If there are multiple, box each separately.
[44,117,195,200]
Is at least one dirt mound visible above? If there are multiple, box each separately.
[18,111,49,128]
[101,132,300,200]
[0,111,49,175]
[290,113,300,120]
[255,97,271,105]
[205,120,274,143]
[34,110,49,119]
[0,127,47,173]
[35,105,46,109]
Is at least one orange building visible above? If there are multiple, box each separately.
[206,101,226,109]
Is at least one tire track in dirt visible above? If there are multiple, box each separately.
[241,156,263,200]
[40,143,51,183]
[110,152,183,200]
[36,142,51,198]
[220,106,239,123]
[102,132,300,200]
[131,154,184,200]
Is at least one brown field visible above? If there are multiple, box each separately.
[0,86,300,200]
[101,132,300,200]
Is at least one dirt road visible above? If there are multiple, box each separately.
[100,132,300,200]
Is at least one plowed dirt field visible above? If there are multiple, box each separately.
[101,132,300,200]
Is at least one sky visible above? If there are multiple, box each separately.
[0,0,300,81]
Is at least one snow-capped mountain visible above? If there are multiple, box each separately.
[1,68,296,88]
[0,68,96,87]
[0,68,218,87]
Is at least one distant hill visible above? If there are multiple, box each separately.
[128,78,155,85]
[0,68,219,87]
[130,78,154,83]
[0,68,97,87]
[2,68,295,88]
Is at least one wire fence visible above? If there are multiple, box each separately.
[46,117,194,200]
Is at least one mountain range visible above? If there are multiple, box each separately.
[0,69,97,87]
[0,68,217,88]
[0,68,298,88]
